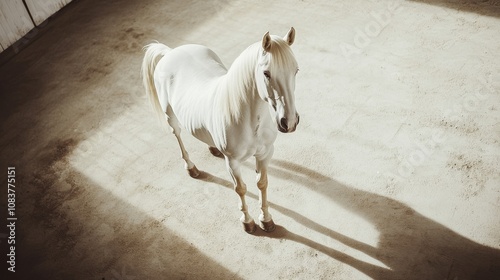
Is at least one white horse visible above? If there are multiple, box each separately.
[142,28,300,233]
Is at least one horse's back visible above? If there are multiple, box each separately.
[155,44,227,103]
[159,44,227,79]
[153,44,224,108]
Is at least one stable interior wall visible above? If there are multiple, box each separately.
[0,0,71,52]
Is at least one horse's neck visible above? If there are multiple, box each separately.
[217,43,262,124]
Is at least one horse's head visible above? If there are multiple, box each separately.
[255,27,300,133]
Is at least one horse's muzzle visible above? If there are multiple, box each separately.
[278,113,300,133]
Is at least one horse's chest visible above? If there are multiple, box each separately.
[254,115,261,136]
[223,112,276,159]
[253,114,277,143]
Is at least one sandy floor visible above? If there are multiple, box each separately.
[1,0,499,279]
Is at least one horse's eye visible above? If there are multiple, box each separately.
[263,71,271,80]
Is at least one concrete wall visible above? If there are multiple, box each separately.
[0,0,71,52]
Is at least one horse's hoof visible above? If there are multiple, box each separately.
[242,220,257,234]
[260,219,276,232]
[188,166,200,178]
[209,147,224,158]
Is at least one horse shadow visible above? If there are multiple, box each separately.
[196,159,500,280]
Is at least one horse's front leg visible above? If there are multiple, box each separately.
[255,146,276,232]
[226,157,256,233]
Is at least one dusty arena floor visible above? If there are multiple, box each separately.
[1,0,499,279]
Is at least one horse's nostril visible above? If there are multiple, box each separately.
[297,114,300,125]
[280,117,288,130]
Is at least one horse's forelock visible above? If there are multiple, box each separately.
[267,36,297,70]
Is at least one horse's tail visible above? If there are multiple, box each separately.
[141,42,171,124]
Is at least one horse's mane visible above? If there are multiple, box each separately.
[215,43,259,127]
[215,36,297,127]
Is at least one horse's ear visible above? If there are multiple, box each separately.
[284,27,295,46]
[262,31,272,52]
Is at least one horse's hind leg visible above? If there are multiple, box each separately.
[166,106,200,178]
[208,146,223,158]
